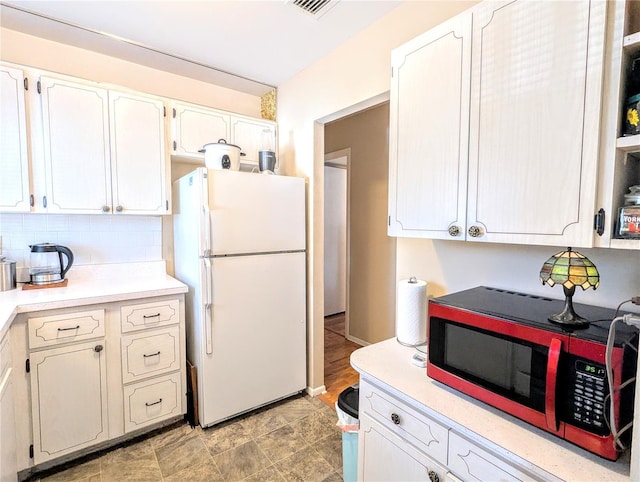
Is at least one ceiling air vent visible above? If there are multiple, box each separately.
[291,0,337,18]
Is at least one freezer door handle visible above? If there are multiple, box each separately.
[203,258,213,354]
[202,202,211,257]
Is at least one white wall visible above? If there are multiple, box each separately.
[325,103,397,345]
[276,0,640,396]
[277,0,479,392]
[0,28,262,117]
[0,213,162,281]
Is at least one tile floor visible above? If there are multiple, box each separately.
[29,394,344,482]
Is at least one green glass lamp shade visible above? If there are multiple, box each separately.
[539,247,599,327]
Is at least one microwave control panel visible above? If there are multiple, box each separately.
[567,358,608,435]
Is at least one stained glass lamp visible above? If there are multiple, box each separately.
[539,247,600,327]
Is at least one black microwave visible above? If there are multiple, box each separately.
[427,286,638,460]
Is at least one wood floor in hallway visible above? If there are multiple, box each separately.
[317,313,361,409]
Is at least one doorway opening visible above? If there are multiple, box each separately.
[320,148,359,407]
[318,101,396,408]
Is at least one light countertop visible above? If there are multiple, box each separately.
[351,338,630,481]
[0,261,187,339]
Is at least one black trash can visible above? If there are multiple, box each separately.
[336,384,359,482]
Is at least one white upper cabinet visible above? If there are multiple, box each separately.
[171,100,277,167]
[39,75,170,215]
[40,76,112,214]
[389,0,607,248]
[0,65,32,212]
[109,91,169,215]
[388,11,472,239]
[230,115,277,165]
[171,101,230,160]
[466,0,606,246]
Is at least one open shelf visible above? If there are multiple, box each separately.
[616,134,640,152]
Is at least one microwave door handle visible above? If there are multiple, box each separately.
[545,338,562,432]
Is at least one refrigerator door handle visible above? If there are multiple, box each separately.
[203,258,213,354]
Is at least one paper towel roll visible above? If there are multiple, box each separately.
[396,277,427,346]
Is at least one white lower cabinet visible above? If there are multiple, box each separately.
[358,379,558,482]
[29,340,108,464]
[359,413,448,482]
[119,299,183,434]
[0,332,17,482]
[10,294,186,477]
[27,309,108,465]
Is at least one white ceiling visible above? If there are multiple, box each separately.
[0,0,402,96]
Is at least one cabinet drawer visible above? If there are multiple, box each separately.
[28,309,105,349]
[448,431,553,482]
[360,380,448,465]
[0,333,10,380]
[121,326,180,384]
[120,299,179,333]
[123,372,182,433]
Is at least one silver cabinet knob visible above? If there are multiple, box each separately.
[115,205,123,213]
[102,205,110,213]
[448,225,460,237]
[428,470,439,482]
[468,225,483,238]
[390,413,400,425]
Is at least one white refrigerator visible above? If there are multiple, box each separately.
[173,168,307,427]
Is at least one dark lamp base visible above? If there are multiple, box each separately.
[548,311,590,328]
[547,285,591,328]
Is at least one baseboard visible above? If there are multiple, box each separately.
[346,334,368,347]
[306,385,327,397]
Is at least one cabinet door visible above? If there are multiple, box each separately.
[388,12,472,239]
[0,65,31,212]
[110,91,169,215]
[40,76,111,214]
[30,340,108,464]
[358,413,448,482]
[0,370,17,482]
[172,101,230,159]
[467,0,606,246]
[230,116,276,165]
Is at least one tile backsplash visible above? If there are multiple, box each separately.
[0,214,162,279]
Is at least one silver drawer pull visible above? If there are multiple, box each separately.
[145,398,162,407]
[391,413,401,425]
[57,325,80,332]
[143,351,161,358]
[143,313,161,319]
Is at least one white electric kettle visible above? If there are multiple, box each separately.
[29,243,74,285]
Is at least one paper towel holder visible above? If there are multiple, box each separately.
[396,276,427,348]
